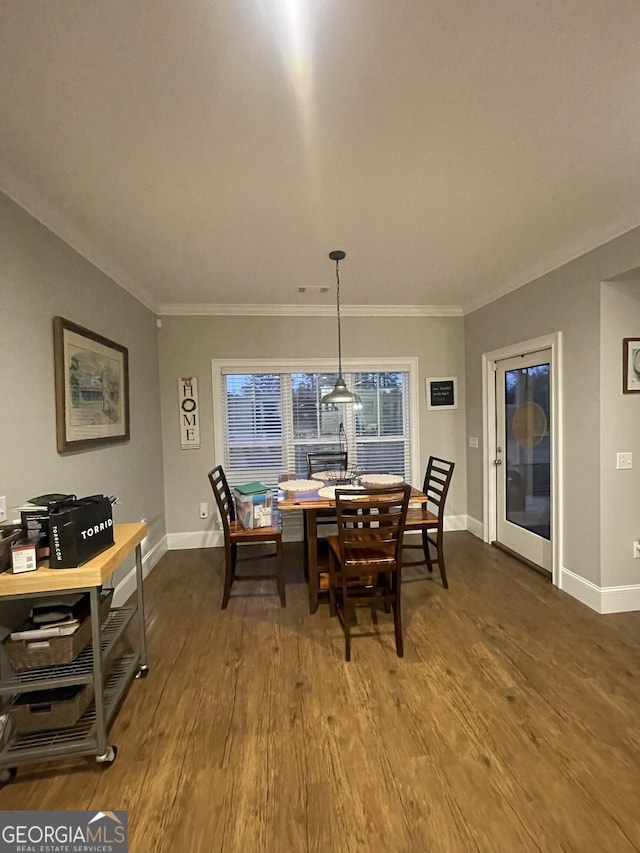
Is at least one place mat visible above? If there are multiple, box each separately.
[278,479,319,492]
[317,485,364,500]
[358,473,405,487]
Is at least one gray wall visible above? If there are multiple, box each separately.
[0,192,165,594]
[158,314,467,536]
[600,277,640,587]
[464,225,640,586]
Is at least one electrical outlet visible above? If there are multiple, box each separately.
[199,502,209,519]
[0,496,6,523]
[617,452,633,470]
[634,541,640,559]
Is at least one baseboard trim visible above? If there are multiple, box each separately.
[444,514,468,532]
[167,531,220,550]
[112,534,168,607]
[559,567,640,613]
[465,515,484,540]
[168,514,472,553]
[600,584,640,614]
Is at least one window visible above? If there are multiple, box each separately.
[213,359,418,488]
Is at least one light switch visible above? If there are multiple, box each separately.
[469,436,479,448]
[617,452,633,470]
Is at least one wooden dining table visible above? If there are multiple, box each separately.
[277,480,426,613]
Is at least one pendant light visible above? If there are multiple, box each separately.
[321,250,362,407]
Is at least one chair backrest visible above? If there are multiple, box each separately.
[334,485,411,572]
[423,457,455,521]
[306,449,348,478]
[208,465,236,537]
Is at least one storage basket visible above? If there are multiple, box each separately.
[3,590,113,672]
[9,682,94,733]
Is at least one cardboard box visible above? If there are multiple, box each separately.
[233,483,273,529]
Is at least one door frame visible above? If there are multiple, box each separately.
[481,333,563,586]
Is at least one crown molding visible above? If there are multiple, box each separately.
[462,215,640,315]
[158,303,464,317]
[0,160,160,314]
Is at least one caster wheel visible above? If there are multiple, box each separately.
[135,665,149,679]
[0,767,16,787]
[96,745,117,766]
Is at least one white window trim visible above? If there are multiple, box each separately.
[211,357,420,483]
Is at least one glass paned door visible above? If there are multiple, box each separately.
[496,350,552,572]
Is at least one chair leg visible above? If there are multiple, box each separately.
[438,549,449,589]
[422,529,433,572]
[428,533,449,589]
[343,602,352,662]
[276,538,286,607]
[342,577,352,661]
[392,596,404,658]
[328,552,337,618]
[221,542,234,609]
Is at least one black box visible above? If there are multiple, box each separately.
[49,495,114,568]
[20,508,50,542]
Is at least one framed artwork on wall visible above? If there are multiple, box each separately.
[426,376,458,410]
[623,338,640,394]
[53,317,130,452]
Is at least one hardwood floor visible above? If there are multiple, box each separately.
[2,532,640,852]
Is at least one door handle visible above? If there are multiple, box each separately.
[494,459,502,465]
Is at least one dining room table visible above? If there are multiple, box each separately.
[277,475,427,613]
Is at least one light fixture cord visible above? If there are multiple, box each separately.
[335,258,343,376]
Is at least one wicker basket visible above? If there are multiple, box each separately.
[9,682,94,733]
[3,590,113,672]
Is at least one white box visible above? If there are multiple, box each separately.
[11,540,38,573]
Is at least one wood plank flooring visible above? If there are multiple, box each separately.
[2,532,640,852]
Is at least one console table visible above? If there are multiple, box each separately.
[0,522,148,784]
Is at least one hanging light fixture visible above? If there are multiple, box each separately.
[321,250,362,407]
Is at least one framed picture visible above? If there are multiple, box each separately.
[53,317,130,452]
[426,376,458,411]
[623,338,640,394]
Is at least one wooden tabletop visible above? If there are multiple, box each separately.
[0,522,147,597]
[278,485,425,511]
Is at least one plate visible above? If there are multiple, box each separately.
[358,473,405,487]
[278,479,319,492]
[317,485,364,500]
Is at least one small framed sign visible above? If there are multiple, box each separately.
[426,376,458,411]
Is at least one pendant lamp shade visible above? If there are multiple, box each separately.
[321,251,362,408]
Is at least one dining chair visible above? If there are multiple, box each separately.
[326,484,411,661]
[303,449,349,578]
[401,456,455,588]
[208,465,285,609]
[306,449,349,480]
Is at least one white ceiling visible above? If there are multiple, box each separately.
[2,0,640,315]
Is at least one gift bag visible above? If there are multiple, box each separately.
[49,495,114,568]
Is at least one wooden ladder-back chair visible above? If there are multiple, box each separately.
[326,484,411,661]
[306,449,349,480]
[208,465,285,609]
[402,456,455,588]
[304,449,349,576]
